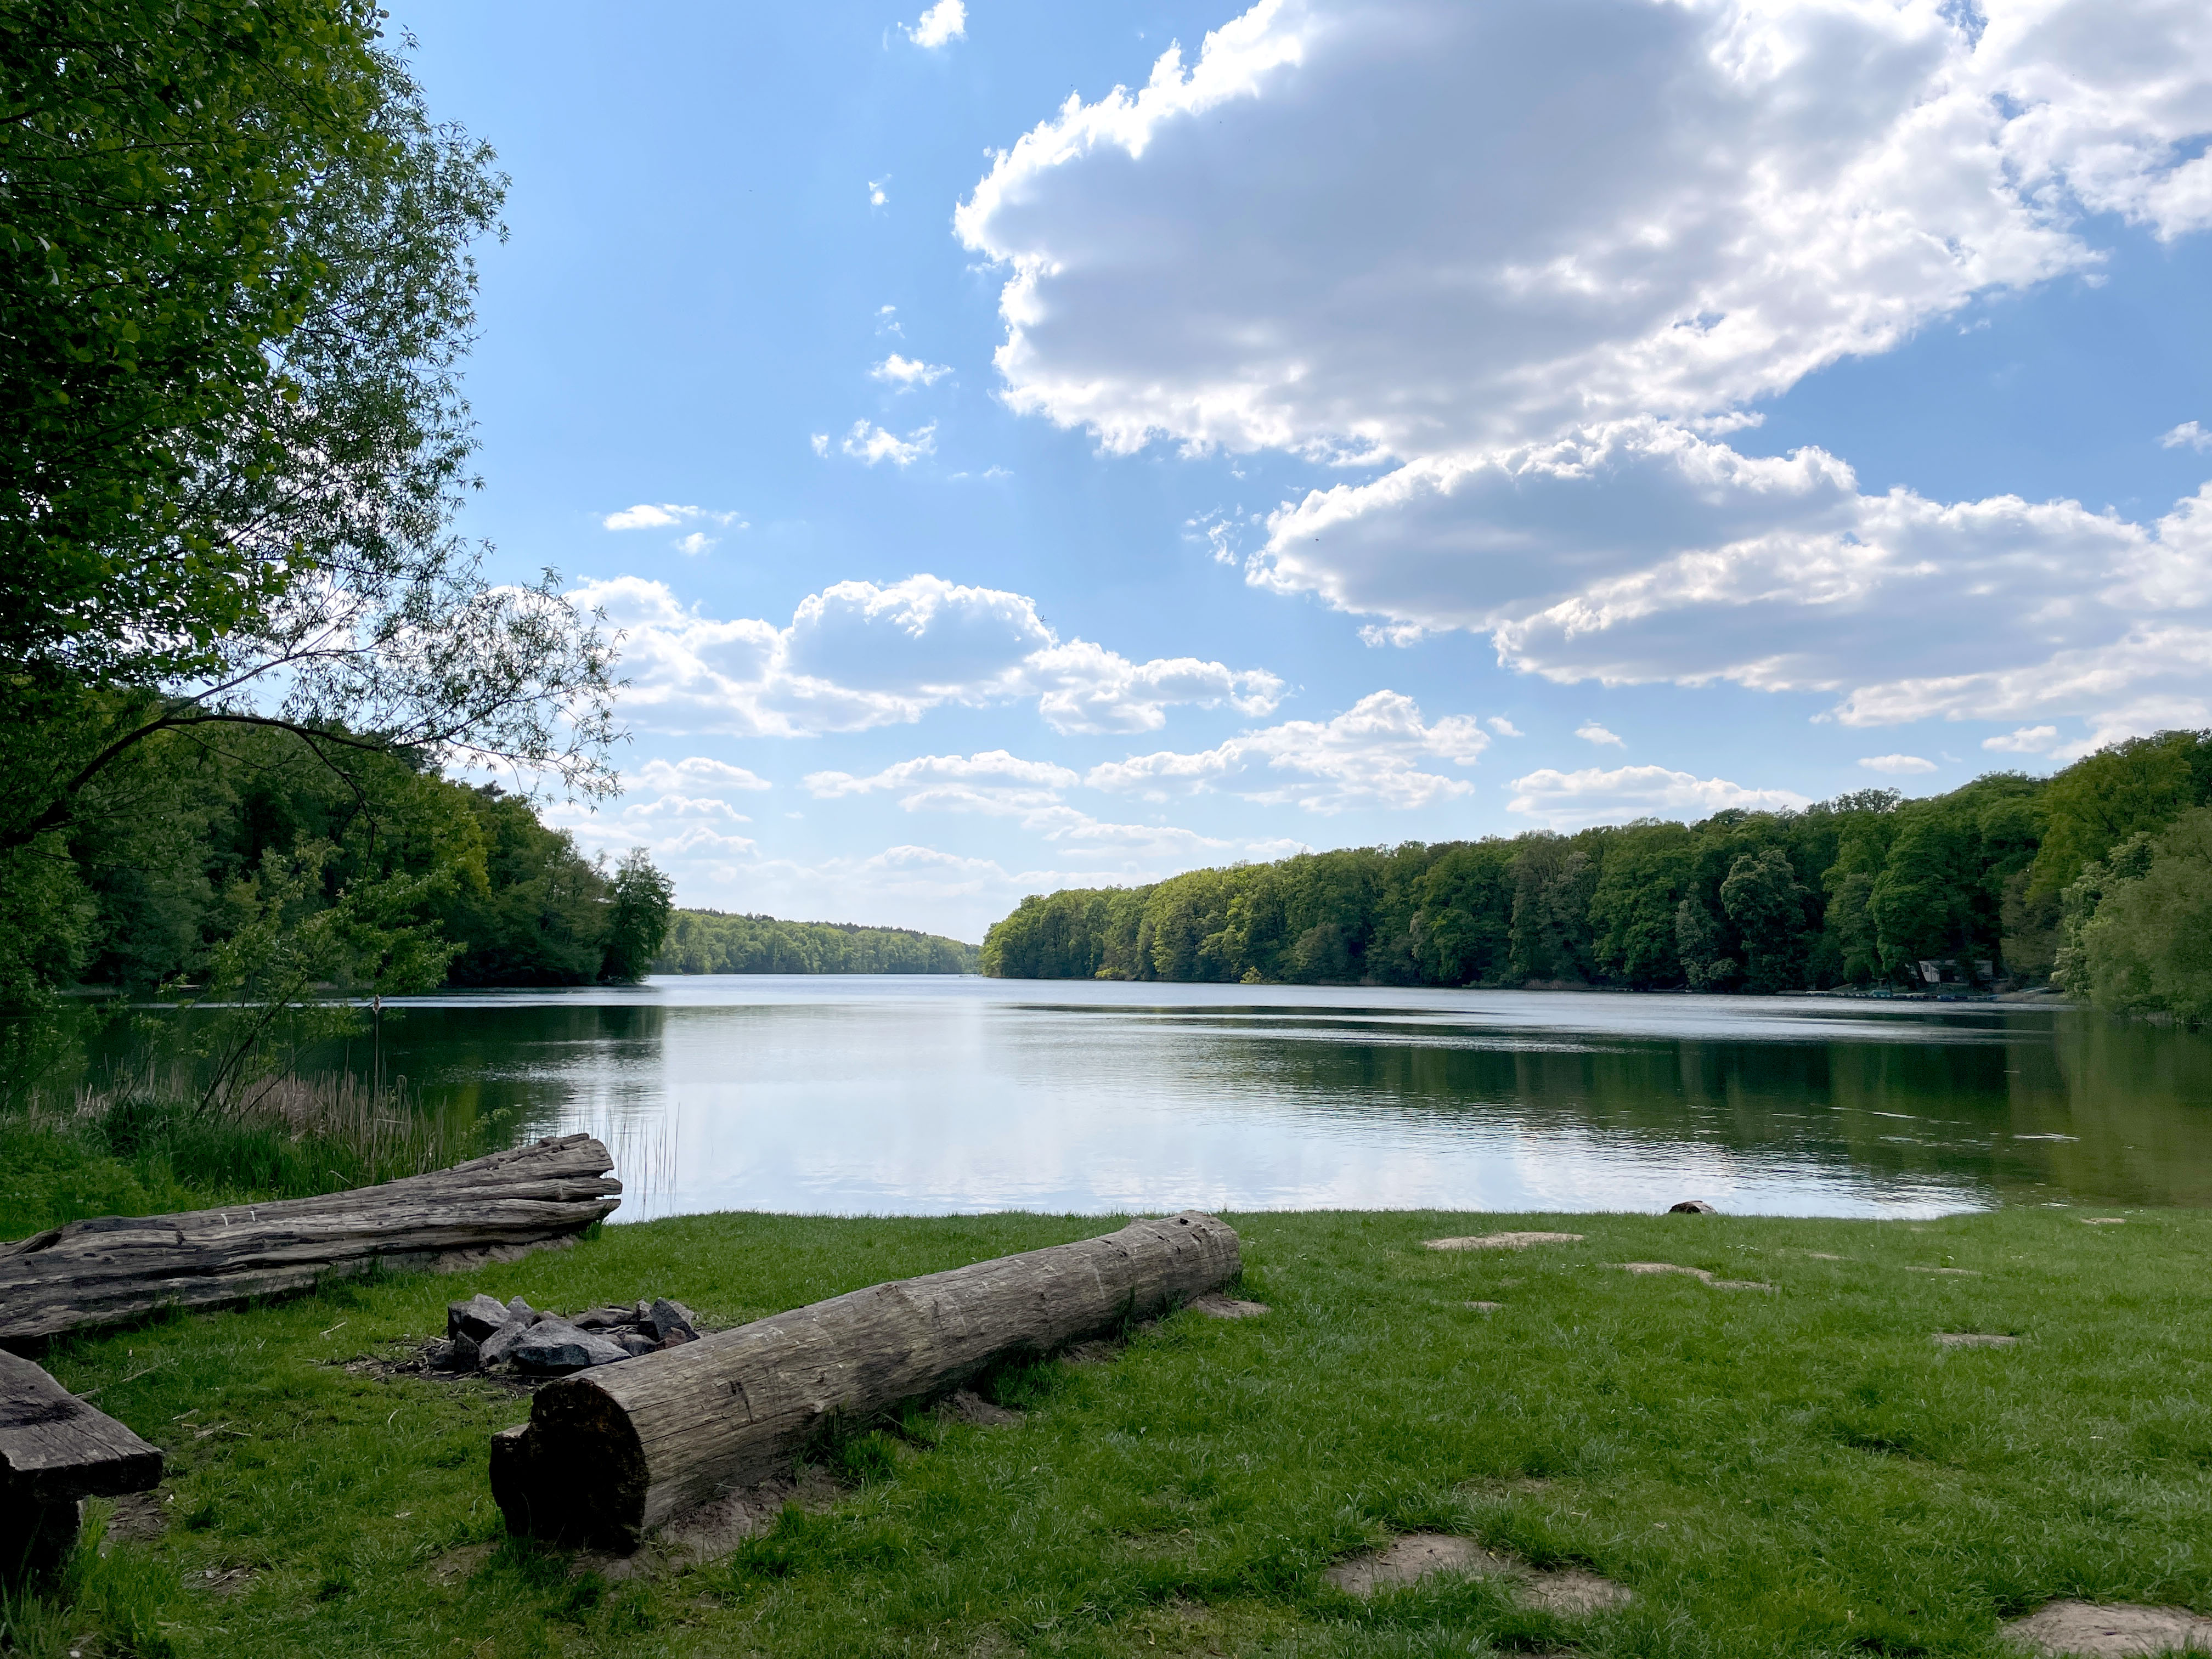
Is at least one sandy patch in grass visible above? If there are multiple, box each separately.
[1613,1262,1776,1292]
[1466,1300,1503,1312]
[1325,1533,1502,1594]
[1189,1294,1269,1318]
[1324,1532,1632,1613]
[2003,1599,2212,1655]
[425,1541,493,1585]
[1934,1333,2020,1348]
[2081,1218,2128,1226]
[1426,1232,1583,1250]
[1906,1265,1982,1276]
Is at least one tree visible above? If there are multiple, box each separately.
[1719,847,1809,993]
[600,850,675,984]
[1674,898,1737,992]
[2073,808,2212,1024]
[1588,821,1693,987]
[0,0,618,876]
[2028,731,2212,896]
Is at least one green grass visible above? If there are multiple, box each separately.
[7,1205,2211,1657]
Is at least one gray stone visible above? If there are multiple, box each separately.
[571,1305,636,1331]
[510,1319,629,1375]
[448,1294,511,1344]
[504,1296,535,1323]
[444,1333,481,1370]
[648,1298,699,1342]
[612,1330,659,1357]
[1668,1199,1719,1214]
[476,1318,535,1370]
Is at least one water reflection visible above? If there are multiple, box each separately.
[242,978,2211,1219]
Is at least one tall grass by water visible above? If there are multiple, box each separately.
[0,1068,500,1239]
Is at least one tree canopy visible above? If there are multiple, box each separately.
[1,0,617,868]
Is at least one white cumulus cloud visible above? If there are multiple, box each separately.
[602,504,744,532]
[905,0,965,49]
[1087,691,1491,813]
[1982,725,2062,754]
[1858,754,1937,775]
[628,757,773,793]
[872,354,952,388]
[570,573,1285,739]
[1575,722,1624,748]
[958,0,2212,746]
[2163,421,2212,452]
[1507,765,1812,828]
[839,420,936,466]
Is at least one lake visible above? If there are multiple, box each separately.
[345,976,2212,1220]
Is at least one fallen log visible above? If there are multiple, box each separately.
[0,1133,621,1346]
[1,1349,162,1579]
[490,1210,1242,1548]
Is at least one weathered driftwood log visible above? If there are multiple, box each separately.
[1,1349,162,1579]
[491,1210,1241,1548]
[0,1134,620,1346]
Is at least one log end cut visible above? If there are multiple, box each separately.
[491,1375,651,1549]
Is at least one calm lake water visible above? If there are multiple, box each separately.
[340,976,2212,1221]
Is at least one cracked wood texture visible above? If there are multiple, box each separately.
[0,1134,621,1345]
[490,1211,1242,1548]
[1,1348,162,1581]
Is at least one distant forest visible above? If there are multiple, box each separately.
[980,731,2212,1023]
[654,911,978,975]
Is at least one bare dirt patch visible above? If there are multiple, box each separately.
[579,1467,846,1580]
[191,1564,257,1597]
[1426,1232,1584,1251]
[1189,1294,1269,1319]
[1613,1262,1775,1292]
[1324,1532,1632,1615]
[2003,1599,2212,1655]
[101,1488,170,1545]
[2081,1218,2129,1226]
[1325,1533,1502,1594]
[936,1389,1022,1427]
[1465,1300,1503,1312]
[1523,1566,1635,1615]
[1906,1265,1982,1277]
[425,1541,494,1586]
[1934,1333,2020,1348]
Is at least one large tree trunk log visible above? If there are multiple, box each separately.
[491,1211,1242,1548]
[1,1348,162,1580]
[0,1134,620,1347]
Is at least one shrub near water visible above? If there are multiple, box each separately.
[9,1205,2212,1657]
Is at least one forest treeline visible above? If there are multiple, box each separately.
[4,722,675,1006]
[980,731,2212,1023]
[655,912,979,975]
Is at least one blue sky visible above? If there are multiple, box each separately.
[391,0,2212,940]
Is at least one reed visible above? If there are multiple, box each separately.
[1,1067,497,1238]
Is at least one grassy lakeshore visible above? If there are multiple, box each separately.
[8,1206,2211,1658]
